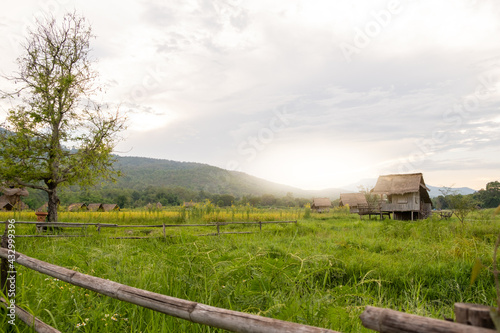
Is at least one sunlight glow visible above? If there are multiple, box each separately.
[127,112,175,132]
[248,144,375,190]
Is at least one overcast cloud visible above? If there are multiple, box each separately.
[1,0,500,190]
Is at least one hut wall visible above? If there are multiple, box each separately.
[312,206,330,213]
[381,192,420,212]
[349,206,360,214]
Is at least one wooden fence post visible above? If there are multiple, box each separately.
[454,303,495,329]
[259,221,262,231]
[162,223,166,239]
[97,223,101,234]
[1,220,8,297]
[216,223,220,235]
[360,305,495,333]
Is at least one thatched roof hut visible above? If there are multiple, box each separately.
[0,185,29,209]
[87,203,104,212]
[0,201,13,211]
[102,204,120,212]
[68,203,88,212]
[311,198,331,212]
[184,202,196,209]
[372,173,432,220]
[339,193,368,214]
[37,203,48,212]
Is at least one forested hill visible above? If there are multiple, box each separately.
[112,156,343,199]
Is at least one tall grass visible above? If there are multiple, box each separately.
[1,209,499,332]
[0,204,304,225]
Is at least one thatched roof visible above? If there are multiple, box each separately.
[102,204,120,212]
[88,203,104,212]
[339,193,367,207]
[0,186,29,197]
[372,173,429,194]
[311,198,331,208]
[68,203,87,211]
[372,173,431,203]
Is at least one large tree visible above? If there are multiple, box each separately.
[0,13,125,221]
[474,181,500,208]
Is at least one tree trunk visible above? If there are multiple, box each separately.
[47,187,59,222]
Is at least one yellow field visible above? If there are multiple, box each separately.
[0,202,326,224]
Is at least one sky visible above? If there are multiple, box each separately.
[1,0,500,191]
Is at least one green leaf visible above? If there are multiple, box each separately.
[470,257,483,286]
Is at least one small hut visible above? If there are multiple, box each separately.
[0,186,29,210]
[102,204,120,212]
[339,193,368,214]
[372,173,432,220]
[0,201,14,211]
[37,203,48,212]
[87,203,104,212]
[184,202,196,209]
[311,198,331,213]
[68,203,88,212]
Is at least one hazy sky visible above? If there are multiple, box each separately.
[1,0,500,190]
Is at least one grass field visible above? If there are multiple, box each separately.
[0,208,499,332]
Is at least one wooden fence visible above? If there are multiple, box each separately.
[0,245,339,333]
[10,220,298,238]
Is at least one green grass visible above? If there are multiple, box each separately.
[1,209,499,332]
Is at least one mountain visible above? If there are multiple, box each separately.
[426,185,476,198]
[113,156,344,199]
[113,156,479,199]
[339,178,377,192]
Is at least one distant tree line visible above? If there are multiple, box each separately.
[22,186,311,210]
[22,180,499,211]
[432,181,500,210]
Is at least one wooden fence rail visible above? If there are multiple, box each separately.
[0,247,338,333]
